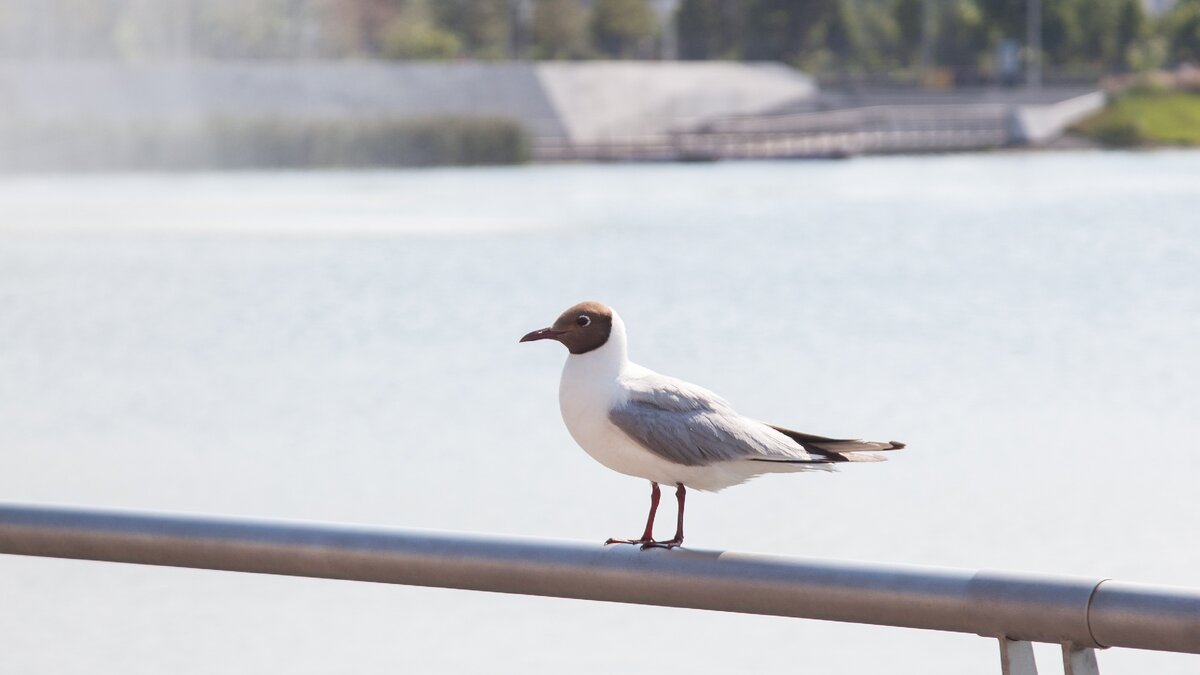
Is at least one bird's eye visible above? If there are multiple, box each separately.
[576,315,591,327]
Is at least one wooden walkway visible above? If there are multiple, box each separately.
[535,93,1104,161]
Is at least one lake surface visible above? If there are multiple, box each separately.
[2,151,1199,674]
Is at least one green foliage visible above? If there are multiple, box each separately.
[6,0,1200,74]
[976,0,1026,42]
[932,0,987,69]
[1114,0,1146,68]
[1082,118,1142,146]
[1074,92,1200,146]
[740,0,829,62]
[434,0,510,59]
[824,0,866,63]
[381,21,462,59]
[1126,36,1168,73]
[844,0,901,70]
[591,0,659,58]
[378,0,462,59]
[1041,0,1085,66]
[677,0,741,60]
[893,0,924,65]
[532,0,591,59]
[1164,0,1200,64]
[0,116,531,171]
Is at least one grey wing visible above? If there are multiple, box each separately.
[608,373,825,467]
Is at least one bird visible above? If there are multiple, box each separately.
[520,300,904,550]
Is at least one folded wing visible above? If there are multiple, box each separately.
[608,373,833,467]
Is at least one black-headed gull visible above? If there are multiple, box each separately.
[521,301,903,549]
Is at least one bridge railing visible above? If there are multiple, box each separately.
[1,502,1197,674]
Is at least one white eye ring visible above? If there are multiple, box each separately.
[576,315,591,327]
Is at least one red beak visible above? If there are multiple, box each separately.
[520,327,565,343]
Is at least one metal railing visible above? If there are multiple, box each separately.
[2,502,1197,674]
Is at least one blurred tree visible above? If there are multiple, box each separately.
[854,1,902,70]
[893,0,923,66]
[435,0,510,59]
[823,0,867,66]
[380,0,461,58]
[676,0,741,60]
[1114,0,1146,68]
[1164,0,1200,64]
[1041,0,1085,66]
[976,0,1025,40]
[797,0,869,73]
[591,0,658,58]
[752,0,909,74]
[741,0,833,62]
[933,0,988,73]
[5,0,1196,72]
[531,0,590,59]
[1078,0,1129,67]
[327,0,401,56]
[193,0,296,59]
[1126,35,1168,72]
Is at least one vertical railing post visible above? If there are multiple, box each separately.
[1062,643,1100,675]
[999,637,1039,675]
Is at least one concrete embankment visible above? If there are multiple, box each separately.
[679,89,1107,160]
[0,61,813,170]
[0,61,1102,168]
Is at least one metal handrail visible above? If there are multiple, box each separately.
[1,502,1197,670]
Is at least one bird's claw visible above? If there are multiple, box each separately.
[604,536,684,549]
[605,537,655,546]
[639,539,683,550]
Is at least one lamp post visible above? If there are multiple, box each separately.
[650,0,680,60]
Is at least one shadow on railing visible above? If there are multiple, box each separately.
[1,502,1197,675]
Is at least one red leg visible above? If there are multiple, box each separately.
[605,482,660,546]
[641,483,685,550]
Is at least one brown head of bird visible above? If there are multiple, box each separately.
[519,301,614,355]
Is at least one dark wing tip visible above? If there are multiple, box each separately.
[749,457,839,465]
[889,441,906,449]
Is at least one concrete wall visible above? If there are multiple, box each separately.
[537,61,815,144]
[1010,91,1108,145]
[0,62,567,139]
[0,60,816,147]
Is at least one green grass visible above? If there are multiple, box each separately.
[1074,92,1200,147]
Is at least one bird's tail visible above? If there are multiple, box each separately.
[767,425,905,463]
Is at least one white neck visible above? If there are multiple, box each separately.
[560,310,629,385]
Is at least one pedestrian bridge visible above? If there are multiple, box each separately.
[1,502,1196,674]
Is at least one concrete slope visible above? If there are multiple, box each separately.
[536,61,815,144]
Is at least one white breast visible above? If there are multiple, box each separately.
[555,311,778,492]
[558,337,636,470]
[557,314,700,486]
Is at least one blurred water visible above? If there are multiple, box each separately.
[1,151,1199,674]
